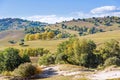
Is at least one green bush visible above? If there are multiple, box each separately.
[38,54,55,65]
[55,53,68,64]
[20,48,50,57]
[99,39,120,61]
[2,48,22,71]
[0,48,30,73]
[21,54,31,62]
[13,63,36,78]
[104,57,120,67]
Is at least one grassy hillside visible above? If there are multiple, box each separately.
[0,30,25,48]
[47,16,120,36]
[0,16,120,52]
[0,30,120,52]
[80,30,120,44]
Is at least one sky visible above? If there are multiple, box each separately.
[0,0,120,23]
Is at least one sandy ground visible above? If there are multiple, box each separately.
[89,71,120,80]
[39,65,120,80]
[88,66,120,80]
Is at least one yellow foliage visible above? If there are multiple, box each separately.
[47,31,55,39]
[29,34,35,40]
[35,65,42,74]
[24,34,30,41]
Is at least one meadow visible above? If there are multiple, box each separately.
[0,30,120,53]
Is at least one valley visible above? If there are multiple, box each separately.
[0,16,120,80]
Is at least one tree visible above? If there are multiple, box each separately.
[104,57,120,67]
[56,38,98,68]
[24,34,30,41]
[8,40,16,44]
[0,48,30,72]
[73,39,97,67]
[99,39,120,61]
[47,31,55,39]
[35,33,40,40]
[29,34,35,40]
[56,33,63,39]
[42,32,47,40]
[39,54,55,65]
[19,39,24,46]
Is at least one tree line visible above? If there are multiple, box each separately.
[61,24,103,36]
[24,27,72,41]
[39,38,120,68]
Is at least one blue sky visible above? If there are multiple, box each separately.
[0,0,120,23]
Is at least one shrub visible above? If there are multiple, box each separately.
[13,63,41,78]
[1,71,13,76]
[2,48,22,71]
[20,48,50,57]
[19,42,24,46]
[56,38,98,68]
[34,65,42,74]
[99,39,120,61]
[0,48,30,73]
[55,53,68,64]
[104,57,120,67]
[38,54,55,65]
[21,54,31,62]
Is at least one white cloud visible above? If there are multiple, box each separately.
[91,6,120,14]
[75,6,120,18]
[22,15,73,24]
[21,6,120,23]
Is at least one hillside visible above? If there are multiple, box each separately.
[47,16,120,36]
[0,17,120,80]
[0,30,25,47]
[0,18,47,31]
[0,16,120,51]
[0,29,120,52]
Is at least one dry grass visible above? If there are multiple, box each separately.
[57,64,86,71]
[0,30,120,53]
[36,75,89,80]
[79,30,120,45]
[37,75,72,80]
[0,39,67,52]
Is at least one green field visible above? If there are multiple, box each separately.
[0,30,120,52]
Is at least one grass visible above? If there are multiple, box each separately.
[37,76,72,80]
[57,64,86,71]
[107,78,120,80]
[0,30,120,53]
[35,75,89,80]
[0,30,25,48]
[80,30,120,45]
[0,39,67,52]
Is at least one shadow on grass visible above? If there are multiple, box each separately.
[20,45,29,47]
